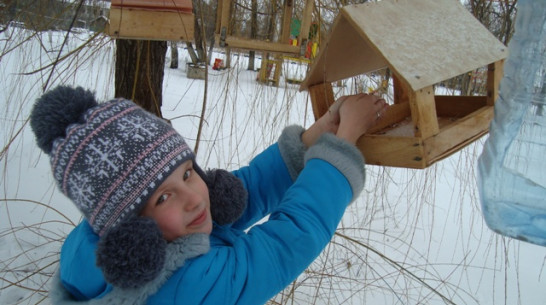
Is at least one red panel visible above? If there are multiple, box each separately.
[111,0,193,13]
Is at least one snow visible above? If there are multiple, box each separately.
[1,27,545,304]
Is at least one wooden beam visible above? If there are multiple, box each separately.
[215,0,223,34]
[308,82,335,121]
[409,85,439,138]
[219,36,300,54]
[281,0,294,44]
[486,59,504,106]
[219,0,231,46]
[298,0,314,49]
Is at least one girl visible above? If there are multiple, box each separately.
[30,85,388,304]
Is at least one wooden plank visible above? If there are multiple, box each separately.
[486,60,504,106]
[434,95,487,117]
[358,135,426,168]
[409,85,439,138]
[308,83,335,121]
[424,106,493,164]
[220,36,299,54]
[107,8,194,41]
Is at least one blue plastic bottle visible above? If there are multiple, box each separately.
[478,0,546,246]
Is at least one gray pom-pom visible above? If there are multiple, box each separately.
[30,86,98,154]
[206,169,248,225]
[96,217,166,289]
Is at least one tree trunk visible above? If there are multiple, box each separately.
[185,42,199,64]
[115,39,167,118]
[170,41,179,69]
[247,0,258,71]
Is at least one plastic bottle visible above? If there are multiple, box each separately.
[478,0,546,246]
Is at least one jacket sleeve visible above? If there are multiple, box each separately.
[171,133,366,305]
[230,125,307,230]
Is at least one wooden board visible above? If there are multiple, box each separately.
[424,106,494,165]
[300,0,507,91]
[217,36,300,54]
[107,8,194,41]
[358,135,426,168]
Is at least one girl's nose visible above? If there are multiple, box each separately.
[181,186,202,212]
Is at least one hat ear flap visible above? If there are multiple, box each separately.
[96,217,166,289]
[195,166,248,225]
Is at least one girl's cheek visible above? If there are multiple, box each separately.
[156,209,186,241]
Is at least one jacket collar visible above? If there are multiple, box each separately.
[50,233,210,305]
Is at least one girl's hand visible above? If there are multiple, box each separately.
[301,95,348,148]
[336,93,388,144]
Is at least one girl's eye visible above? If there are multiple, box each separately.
[156,194,169,206]
[183,169,192,181]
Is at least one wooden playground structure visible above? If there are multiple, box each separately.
[107,0,318,86]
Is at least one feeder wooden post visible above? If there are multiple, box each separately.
[409,85,439,139]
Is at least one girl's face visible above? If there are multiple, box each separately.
[141,160,212,241]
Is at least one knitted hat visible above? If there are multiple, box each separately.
[30,86,247,289]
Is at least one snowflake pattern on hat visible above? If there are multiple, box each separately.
[50,99,194,236]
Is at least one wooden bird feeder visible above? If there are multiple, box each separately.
[300,0,507,169]
[107,0,194,41]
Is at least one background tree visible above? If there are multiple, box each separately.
[247,0,258,71]
[186,0,217,65]
[114,40,168,118]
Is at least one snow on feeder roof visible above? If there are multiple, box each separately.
[300,0,508,169]
[107,0,194,41]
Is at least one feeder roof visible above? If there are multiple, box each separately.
[300,0,507,91]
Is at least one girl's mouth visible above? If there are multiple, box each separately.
[189,210,207,227]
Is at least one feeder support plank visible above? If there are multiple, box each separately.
[487,60,504,106]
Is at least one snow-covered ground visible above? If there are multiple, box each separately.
[1,27,545,304]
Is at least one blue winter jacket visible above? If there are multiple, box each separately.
[50,126,365,304]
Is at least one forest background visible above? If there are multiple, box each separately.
[2,0,544,304]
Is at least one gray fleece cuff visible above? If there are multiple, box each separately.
[304,133,365,201]
[278,125,306,181]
